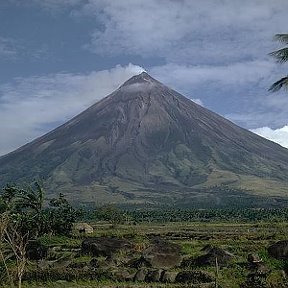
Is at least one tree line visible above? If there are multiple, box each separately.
[90,205,288,224]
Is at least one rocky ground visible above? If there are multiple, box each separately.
[8,221,288,288]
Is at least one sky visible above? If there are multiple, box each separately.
[1,0,288,156]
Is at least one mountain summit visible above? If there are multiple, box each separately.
[1,72,288,207]
[120,71,155,86]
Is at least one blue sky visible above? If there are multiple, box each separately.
[1,0,288,155]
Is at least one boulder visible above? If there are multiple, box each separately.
[128,256,151,269]
[37,257,72,270]
[268,240,288,260]
[161,271,178,283]
[142,240,182,269]
[253,264,271,276]
[81,237,132,257]
[134,268,148,282]
[241,258,271,288]
[241,268,270,288]
[195,246,233,267]
[37,259,56,270]
[145,269,163,282]
[175,270,215,284]
[247,253,262,264]
[113,269,136,281]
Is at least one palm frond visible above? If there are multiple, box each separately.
[274,34,288,44]
[269,76,288,92]
[34,181,44,210]
[269,48,288,63]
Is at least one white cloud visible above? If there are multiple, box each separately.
[251,125,288,149]
[79,0,288,64]
[11,0,288,68]
[150,60,280,88]
[0,64,144,156]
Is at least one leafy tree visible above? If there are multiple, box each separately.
[269,34,288,92]
[1,182,44,214]
[94,204,128,226]
[17,181,44,214]
[0,183,80,287]
[48,193,81,235]
[0,183,80,237]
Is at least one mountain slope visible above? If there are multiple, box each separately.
[1,72,288,207]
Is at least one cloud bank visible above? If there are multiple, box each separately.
[251,125,288,149]
[80,0,288,65]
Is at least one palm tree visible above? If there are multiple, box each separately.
[18,182,44,214]
[269,34,288,92]
[2,182,45,214]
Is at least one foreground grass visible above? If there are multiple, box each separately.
[5,280,215,288]
[3,220,288,287]
[89,221,288,288]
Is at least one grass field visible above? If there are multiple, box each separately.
[8,220,287,288]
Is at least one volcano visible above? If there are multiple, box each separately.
[1,72,288,207]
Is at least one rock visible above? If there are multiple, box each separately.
[175,270,215,284]
[55,258,73,269]
[241,270,270,288]
[113,269,136,281]
[161,271,178,283]
[81,237,132,257]
[134,268,148,282]
[37,259,56,270]
[241,261,271,288]
[106,251,139,267]
[145,269,163,282]
[195,246,233,267]
[247,253,270,277]
[128,256,151,269]
[247,253,262,264]
[268,240,288,260]
[142,240,182,269]
[37,257,72,270]
[73,222,93,235]
[254,264,271,276]
[26,240,48,260]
